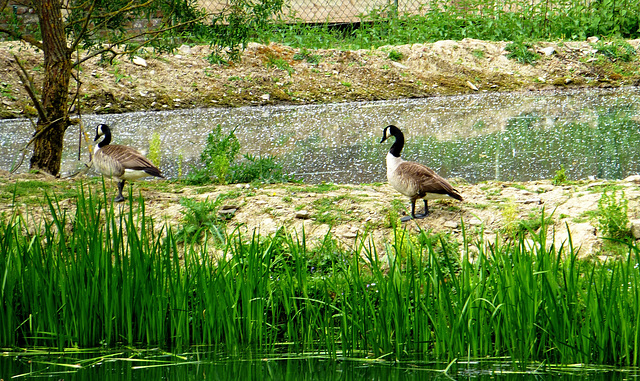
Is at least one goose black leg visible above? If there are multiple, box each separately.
[114,180,126,202]
[401,200,417,222]
[414,200,430,219]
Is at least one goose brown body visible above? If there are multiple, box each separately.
[93,124,164,202]
[381,125,462,221]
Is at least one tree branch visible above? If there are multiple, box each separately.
[0,26,44,50]
[68,0,98,53]
[11,54,48,122]
[72,15,207,67]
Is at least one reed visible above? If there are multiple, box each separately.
[2,189,640,366]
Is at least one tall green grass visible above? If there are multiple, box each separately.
[2,190,640,366]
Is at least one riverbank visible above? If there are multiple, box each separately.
[3,170,640,259]
[2,38,640,118]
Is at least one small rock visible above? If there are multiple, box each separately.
[391,61,408,70]
[467,216,483,226]
[220,204,238,211]
[178,44,192,55]
[539,46,555,56]
[343,232,358,239]
[466,80,479,91]
[630,219,640,239]
[444,221,459,229]
[218,208,237,218]
[624,175,640,183]
[132,56,147,67]
[261,94,270,101]
[587,36,599,44]
[295,210,311,219]
[521,198,543,205]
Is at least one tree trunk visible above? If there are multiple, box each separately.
[29,0,71,176]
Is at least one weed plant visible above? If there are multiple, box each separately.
[186,125,292,185]
[597,189,631,242]
[4,192,640,366]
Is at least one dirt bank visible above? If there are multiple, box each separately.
[2,38,640,118]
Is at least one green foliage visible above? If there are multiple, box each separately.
[387,50,403,61]
[265,54,294,75]
[228,154,292,184]
[185,124,240,185]
[4,196,640,366]
[147,131,162,167]
[505,41,539,65]
[177,196,227,244]
[597,189,630,241]
[592,40,637,62]
[186,125,291,185]
[207,0,284,61]
[293,48,321,64]
[553,165,567,185]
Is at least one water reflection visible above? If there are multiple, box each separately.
[0,354,633,380]
[1,88,640,183]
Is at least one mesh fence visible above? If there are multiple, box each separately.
[199,0,425,24]
[197,0,602,25]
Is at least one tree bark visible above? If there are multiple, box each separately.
[29,0,71,176]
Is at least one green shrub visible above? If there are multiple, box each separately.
[185,124,240,185]
[597,189,630,241]
[553,165,567,185]
[229,154,292,184]
[186,125,292,185]
[592,40,637,62]
[387,50,403,61]
[505,41,539,65]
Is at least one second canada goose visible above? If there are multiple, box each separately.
[93,123,164,202]
[380,125,463,222]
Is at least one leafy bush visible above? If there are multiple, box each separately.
[185,124,240,185]
[229,154,292,184]
[553,165,567,185]
[592,40,637,62]
[505,41,539,65]
[185,125,291,185]
[597,189,630,241]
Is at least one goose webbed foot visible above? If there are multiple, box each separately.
[400,200,430,222]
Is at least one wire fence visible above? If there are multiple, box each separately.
[197,0,615,25]
[198,0,423,24]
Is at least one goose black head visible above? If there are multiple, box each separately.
[94,124,111,140]
[94,124,112,147]
[380,124,402,144]
[380,125,404,157]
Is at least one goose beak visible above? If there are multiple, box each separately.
[380,127,389,143]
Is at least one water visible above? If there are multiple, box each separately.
[0,352,634,380]
[1,87,640,183]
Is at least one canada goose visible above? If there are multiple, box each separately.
[93,123,164,202]
[380,125,463,222]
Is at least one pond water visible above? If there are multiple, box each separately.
[1,87,640,183]
[0,352,634,380]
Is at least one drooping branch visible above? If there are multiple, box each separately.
[11,54,48,122]
[72,14,208,67]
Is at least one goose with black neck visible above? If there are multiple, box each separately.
[93,123,164,202]
[380,124,463,222]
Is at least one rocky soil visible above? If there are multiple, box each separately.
[3,170,640,260]
[2,38,640,258]
[2,38,640,118]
